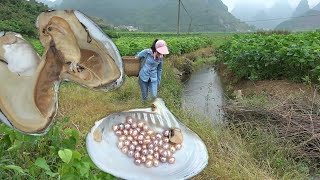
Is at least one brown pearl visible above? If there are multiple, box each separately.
[119,123,124,130]
[129,144,136,151]
[131,122,137,129]
[127,135,133,142]
[124,123,131,130]
[146,154,153,160]
[145,160,153,168]
[163,130,170,137]
[134,152,141,159]
[126,116,133,124]
[147,130,154,135]
[132,141,138,146]
[135,145,142,152]
[163,137,169,143]
[151,136,156,140]
[154,152,160,160]
[121,146,128,154]
[168,157,175,164]
[119,135,126,141]
[115,130,122,136]
[134,158,142,165]
[148,149,154,155]
[143,139,151,144]
[140,131,146,136]
[117,141,124,149]
[153,159,160,167]
[137,121,144,128]
[141,156,147,163]
[175,144,182,150]
[123,129,129,136]
[142,144,147,149]
[142,149,148,156]
[128,150,134,157]
[160,156,167,163]
[124,140,130,146]
[112,125,119,132]
[163,143,170,150]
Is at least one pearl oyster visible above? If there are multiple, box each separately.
[0,10,124,134]
[86,98,208,179]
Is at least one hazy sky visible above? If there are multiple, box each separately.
[221,0,320,11]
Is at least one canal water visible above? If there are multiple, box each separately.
[182,67,224,123]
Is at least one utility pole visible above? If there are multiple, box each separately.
[177,0,181,34]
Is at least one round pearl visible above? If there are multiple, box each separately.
[163,143,170,150]
[119,135,126,141]
[147,130,154,135]
[143,125,149,131]
[142,144,147,149]
[134,158,142,165]
[136,128,141,132]
[154,146,159,152]
[160,156,167,163]
[137,121,144,128]
[117,141,124,149]
[166,150,172,157]
[129,129,133,135]
[128,150,134,157]
[155,133,162,140]
[121,146,128,154]
[163,130,170,137]
[138,140,144,145]
[145,160,153,168]
[168,157,175,164]
[124,140,130,146]
[140,131,146,136]
[143,139,151,144]
[132,130,138,136]
[148,149,154,155]
[142,149,148,156]
[151,136,156,140]
[119,123,124,130]
[153,159,160,167]
[137,135,144,141]
[135,145,142,152]
[115,130,123,137]
[131,122,137,129]
[175,144,182,150]
[123,129,129,136]
[112,125,119,132]
[153,140,159,146]
[141,156,147,163]
[124,123,131,130]
[163,137,170,143]
[147,154,153,160]
[134,152,141,159]
[170,146,176,153]
[127,135,133,142]
[158,140,163,146]
[154,152,160,160]
[132,141,138,146]
[161,150,169,157]
[129,144,135,151]
[148,143,154,149]
[126,116,133,124]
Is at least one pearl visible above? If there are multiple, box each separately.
[128,150,134,157]
[137,135,144,141]
[129,129,133,135]
[147,154,153,160]
[158,148,164,154]
[145,160,153,168]
[163,130,170,137]
[154,152,160,160]
[143,125,149,131]
[124,140,130,146]
[119,123,124,130]
[136,128,141,132]
[121,146,128,154]
[153,140,159,146]
[148,149,154,155]
[155,133,162,139]
[132,141,138,146]
[163,143,170,150]
[158,140,163,146]
[119,135,126,141]
[142,149,148,156]
[175,144,182,150]
[138,140,144,145]
[163,137,169,143]
[151,136,156,140]
[134,158,142,165]
[147,130,154,135]
[148,143,154,149]
[131,122,137,129]
[142,144,147,149]
[137,121,144,128]
[154,146,159,152]
[134,152,141,159]
[161,150,169,157]
[129,144,135,151]
[117,141,124,149]
[124,123,131,130]
[143,139,151,144]
[166,150,172,157]
[126,116,133,124]
[112,125,119,132]
[115,130,122,136]
[153,159,160,167]
[127,135,133,142]
[132,130,138,136]
[135,145,142,152]
[160,156,167,163]
[141,156,147,163]
[170,146,176,153]
[123,129,129,136]
[140,131,146,136]
[145,135,151,140]
[168,157,175,164]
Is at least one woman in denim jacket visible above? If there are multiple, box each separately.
[135,39,169,102]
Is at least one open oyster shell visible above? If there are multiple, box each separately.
[86,98,208,180]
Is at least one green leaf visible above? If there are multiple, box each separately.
[72,150,82,161]
[58,149,73,164]
[35,157,50,171]
[4,165,25,174]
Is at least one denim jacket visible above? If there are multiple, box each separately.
[136,49,163,85]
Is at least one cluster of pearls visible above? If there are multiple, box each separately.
[113,116,182,168]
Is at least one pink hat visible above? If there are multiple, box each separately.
[155,40,169,55]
